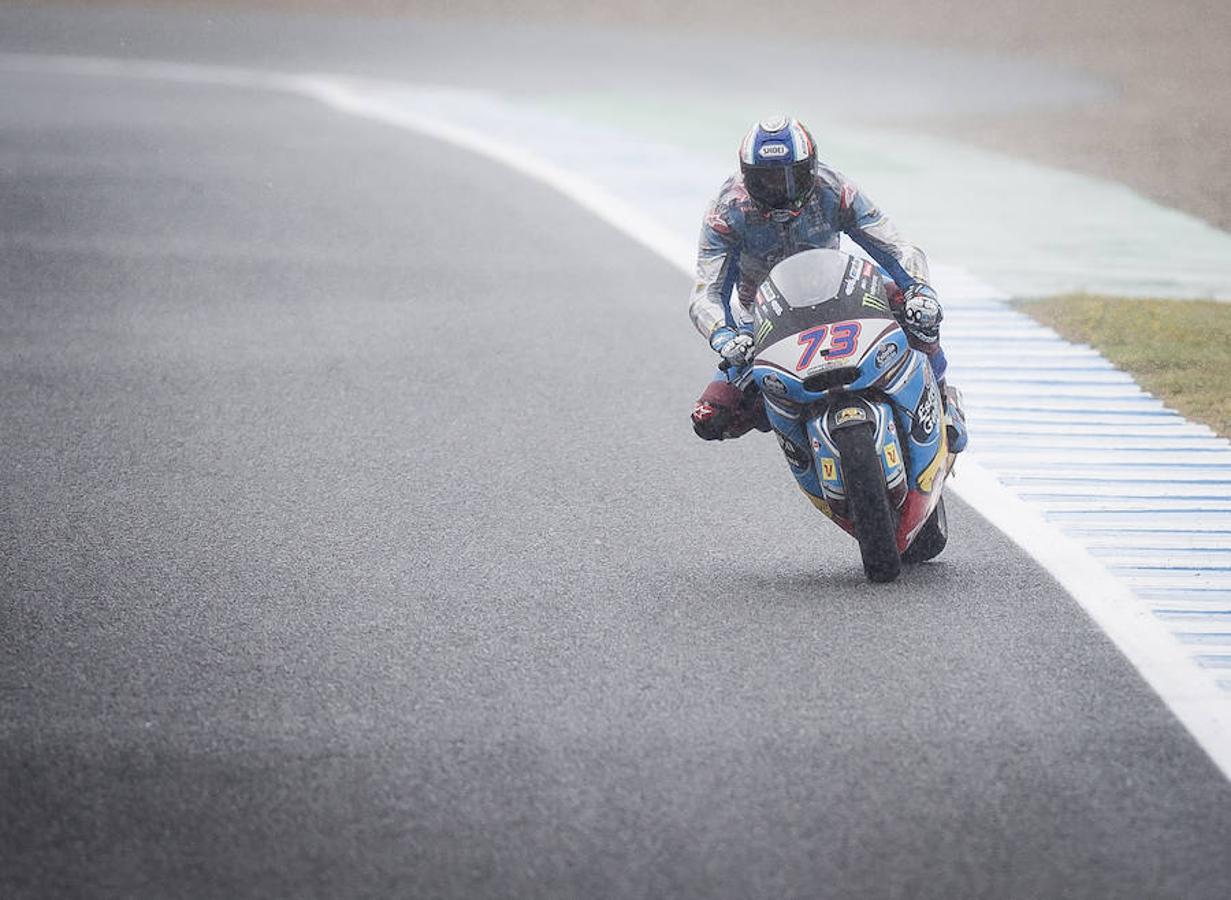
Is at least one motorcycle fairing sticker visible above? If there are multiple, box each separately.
[916,427,949,494]
[755,317,890,378]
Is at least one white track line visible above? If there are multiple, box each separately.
[6,51,1231,780]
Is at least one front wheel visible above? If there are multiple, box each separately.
[832,424,901,583]
[902,496,948,564]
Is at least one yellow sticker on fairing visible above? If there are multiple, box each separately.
[803,489,835,520]
[916,427,949,493]
[821,458,837,481]
[884,443,900,468]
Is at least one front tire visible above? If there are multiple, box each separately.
[833,424,901,583]
[902,496,948,564]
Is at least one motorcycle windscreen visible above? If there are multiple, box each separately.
[752,248,894,354]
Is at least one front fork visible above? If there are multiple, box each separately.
[807,398,907,512]
[762,394,906,515]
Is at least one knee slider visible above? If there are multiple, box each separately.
[692,400,731,440]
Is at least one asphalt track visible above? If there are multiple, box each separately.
[4,8,1231,900]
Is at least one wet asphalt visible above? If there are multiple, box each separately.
[3,7,1231,898]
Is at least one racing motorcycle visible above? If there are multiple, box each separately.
[727,248,955,582]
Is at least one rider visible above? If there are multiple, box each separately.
[689,115,968,455]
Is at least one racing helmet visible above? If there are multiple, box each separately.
[738,116,818,211]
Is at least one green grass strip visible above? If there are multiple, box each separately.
[1015,295,1231,439]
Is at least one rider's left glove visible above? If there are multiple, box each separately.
[710,326,756,367]
[901,284,943,345]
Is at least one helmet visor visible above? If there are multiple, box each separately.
[744,160,814,209]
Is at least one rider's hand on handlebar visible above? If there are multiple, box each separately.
[902,284,943,345]
[710,327,755,367]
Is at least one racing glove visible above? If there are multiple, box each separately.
[901,284,943,345]
[710,326,755,367]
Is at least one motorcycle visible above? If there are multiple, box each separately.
[726,247,956,582]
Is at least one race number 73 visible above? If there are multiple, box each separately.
[795,321,862,371]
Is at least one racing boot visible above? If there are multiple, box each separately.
[692,380,771,441]
[940,381,969,453]
[734,388,772,437]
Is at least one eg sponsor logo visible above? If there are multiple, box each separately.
[912,387,938,440]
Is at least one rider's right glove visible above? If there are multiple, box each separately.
[710,326,755,367]
[902,284,944,345]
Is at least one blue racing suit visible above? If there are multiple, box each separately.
[689,163,943,377]
[688,165,961,499]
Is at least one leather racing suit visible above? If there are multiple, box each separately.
[689,163,942,377]
[688,165,965,498]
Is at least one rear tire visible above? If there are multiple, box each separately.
[902,496,948,564]
[833,424,901,583]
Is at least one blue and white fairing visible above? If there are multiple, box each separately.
[744,249,949,535]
